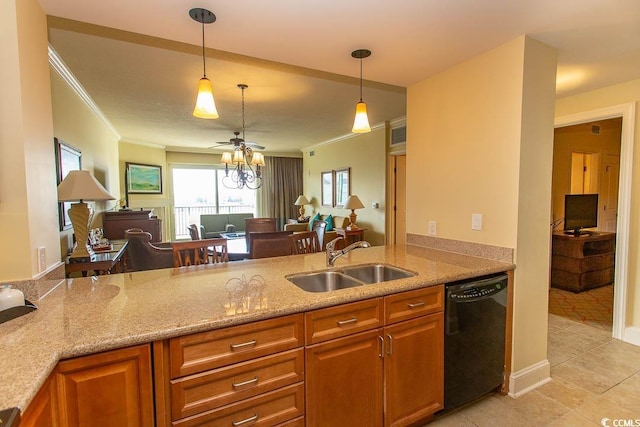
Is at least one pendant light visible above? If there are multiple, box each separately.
[351,49,372,133]
[190,8,219,119]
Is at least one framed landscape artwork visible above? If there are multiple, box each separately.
[54,138,81,231]
[126,162,162,194]
[321,171,334,207]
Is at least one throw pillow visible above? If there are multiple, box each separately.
[310,212,321,231]
[325,214,334,231]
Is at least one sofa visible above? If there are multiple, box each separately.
[200,213,254,238]
[284,214,349,248]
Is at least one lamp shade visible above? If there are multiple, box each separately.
[344,195,364,210]
[221,152,233,165]
[251,152,265,167]
[294,195,310,206]
[352,101,371,133]
[57,170,115,202]
[193,77,219,119]
[232,150,246,164]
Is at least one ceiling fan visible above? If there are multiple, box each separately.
[210,84,265,150]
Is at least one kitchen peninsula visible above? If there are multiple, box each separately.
[0,244,513,425]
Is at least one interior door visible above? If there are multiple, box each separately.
[600,154,620,232]
[394,155,407,245]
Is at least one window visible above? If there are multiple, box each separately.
[172,166,256,239]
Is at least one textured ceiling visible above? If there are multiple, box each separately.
[42,0,640,154]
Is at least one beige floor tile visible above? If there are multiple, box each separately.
[564,322,613,343]
[498,390,569,425]
[564,351,638,384]
[590,339,640,372]
[535,377,595,409]
[549,411,600,426]
[548,313,581,330]
[458,395,535,427]
[429,410,477,427]
[553,328,613,353]
[575,395,640,425]
[547,334,584,367]
[601,374,640,413]
[550,362,616,394]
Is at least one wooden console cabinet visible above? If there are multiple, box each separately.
[103,211,162,242]
[551,232,616,292]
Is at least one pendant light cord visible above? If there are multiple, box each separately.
[359,57,363,102]
[201,13,207,77]
[241,86,246,141]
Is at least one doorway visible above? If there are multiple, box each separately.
[552,103,635,341]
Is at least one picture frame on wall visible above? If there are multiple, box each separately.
[334,167,350,208]
[321,171,334,207]
[126,162,163,194]
[54,138,81,231]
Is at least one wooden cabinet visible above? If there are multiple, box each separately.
[103,211,162,242]
[55,345,154,427]
[22,344,153,427]
[305,286,444,427]
[551,232,615,292]
[156,314,305,426]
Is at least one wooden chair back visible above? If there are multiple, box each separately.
[187,224,201,240]
[249,231,293,259]
[245,218,277,251]
[290,231,322,254]
[172,238,229,267]
[312,220,327,249]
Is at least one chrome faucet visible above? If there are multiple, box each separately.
[326,237,371,266]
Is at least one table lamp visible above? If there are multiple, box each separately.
[344,195,364,230]
[57,170,115,261]
[294,195,310,221]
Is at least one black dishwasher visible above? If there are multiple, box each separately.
[443,273,509,410]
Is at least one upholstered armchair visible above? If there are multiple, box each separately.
[124,228,174,271]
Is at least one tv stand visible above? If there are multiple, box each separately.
[551,232,615,292]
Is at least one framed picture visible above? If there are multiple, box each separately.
[54,138,81,231]
[126,162,162,194]
[321,171,334,207]
[334,167,350,207]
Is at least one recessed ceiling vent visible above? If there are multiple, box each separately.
[391,125,406,145]
[591,124,601,135]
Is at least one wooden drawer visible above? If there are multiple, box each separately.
[171,349,304,420]
[172,383,304,427]
[305,298,383,345]
[384,285,444,325]
[170,314,304,378]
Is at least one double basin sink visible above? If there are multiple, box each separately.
[286,263,417,293]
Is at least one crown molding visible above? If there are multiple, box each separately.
[48,45,121,139]
[302,121,386,152]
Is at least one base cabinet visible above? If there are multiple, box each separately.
[20,374,58,427]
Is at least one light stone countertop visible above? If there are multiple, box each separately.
[0,244,513,412]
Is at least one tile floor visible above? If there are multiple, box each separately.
[430,313,640,427]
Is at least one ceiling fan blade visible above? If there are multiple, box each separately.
[244,141,265,150]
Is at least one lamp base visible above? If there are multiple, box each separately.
[347,210,359,230]
[67,201,95,263]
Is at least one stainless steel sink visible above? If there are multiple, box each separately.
[287,263,417,292]
[286,271,363,293]
[339,263,417,284]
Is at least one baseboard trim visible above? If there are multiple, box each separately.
[623,326,640,347]
[508,359,551,398]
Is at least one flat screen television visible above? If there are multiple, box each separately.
[564,194,598,235]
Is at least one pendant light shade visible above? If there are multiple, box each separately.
[351,49,372,133]
[190,8,219,120]
[193,77,219,119]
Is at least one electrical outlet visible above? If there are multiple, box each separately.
[471,214,482,231]
[38,246,46,272]
[428,221,437,236]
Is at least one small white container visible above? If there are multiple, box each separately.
[0,285,25,311]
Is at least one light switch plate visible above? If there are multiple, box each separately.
[428,221,437,236]
[471,214,482,231]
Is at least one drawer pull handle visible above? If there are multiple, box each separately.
[336,317,358,326]
[230,339,257,350]
[232,376,259,389]
[232,413,258,426]
[407,300,425,308]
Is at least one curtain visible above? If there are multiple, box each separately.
[259,156,303,230]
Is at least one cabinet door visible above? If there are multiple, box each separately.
[56,344,153,427]
[384,313,444,427]
[306,329,383,427]
[20,374,58,427]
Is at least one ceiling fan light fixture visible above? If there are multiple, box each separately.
[251,152,265,167]
[220,152,233,165]
[351,49,372,133]
[190,8,218,120]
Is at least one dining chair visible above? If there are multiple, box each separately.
[245,218,277,251]
[172,238,229,267]
[312,220,327,249]
[187,224,201,240]
[290,231,322,254]
[124,228,174,271]
[249,231,293,259]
